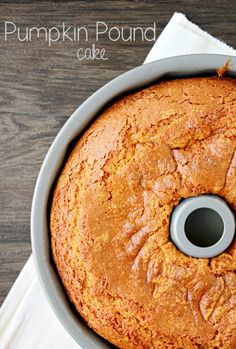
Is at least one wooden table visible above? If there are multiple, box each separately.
[1,0,236,305]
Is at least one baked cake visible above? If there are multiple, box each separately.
[50,77,236,349]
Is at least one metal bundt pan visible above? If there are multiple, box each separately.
[31,54,236,349]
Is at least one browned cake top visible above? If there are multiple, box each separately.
[51,77,236,349]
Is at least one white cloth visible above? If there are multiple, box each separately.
[0,12,235,349]
[145,12,236,63]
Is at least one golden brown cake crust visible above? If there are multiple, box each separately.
[50,77,236,349]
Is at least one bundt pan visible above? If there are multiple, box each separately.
[31,54,236,349]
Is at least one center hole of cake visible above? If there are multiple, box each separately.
[184,208,224,248]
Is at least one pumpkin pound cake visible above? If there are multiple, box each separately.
[50,77,236,349]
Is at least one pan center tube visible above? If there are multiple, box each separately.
[170,195,235,258]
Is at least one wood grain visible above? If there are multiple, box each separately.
[0,0,236,305]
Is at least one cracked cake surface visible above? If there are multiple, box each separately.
[50,77,236,349]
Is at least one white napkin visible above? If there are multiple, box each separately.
[0,12,235,349]
[145,12,236,63]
